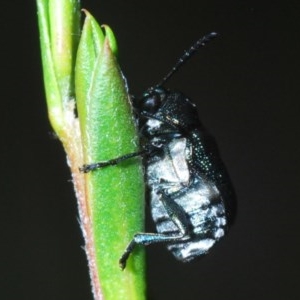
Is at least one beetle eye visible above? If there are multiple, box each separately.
[142,93,161,113]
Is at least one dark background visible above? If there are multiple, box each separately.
[2,1,300,299]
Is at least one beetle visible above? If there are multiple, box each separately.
[80,32,235,269]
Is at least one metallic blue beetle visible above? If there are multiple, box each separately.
[81,32,235,269]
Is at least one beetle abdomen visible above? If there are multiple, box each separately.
[147,137,227,261]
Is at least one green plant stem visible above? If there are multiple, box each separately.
[37,1,146,299]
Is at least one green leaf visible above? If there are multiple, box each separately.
[36,0,80,137]
[76,12,146,300]
[38,3,146,298]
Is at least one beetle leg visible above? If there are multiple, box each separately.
[158,190,192,237]
[79,141,167,173]
[119,232,181,270]
[119,191,191,269]
[79,131,184,173]
[79,150,147,173]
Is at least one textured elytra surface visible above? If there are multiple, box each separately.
[145,125,227,261]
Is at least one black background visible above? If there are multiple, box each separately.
[2,1,300,299]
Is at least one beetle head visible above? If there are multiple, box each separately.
[133,86,167,115]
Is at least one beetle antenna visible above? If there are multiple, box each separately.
[156,32,218,87]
